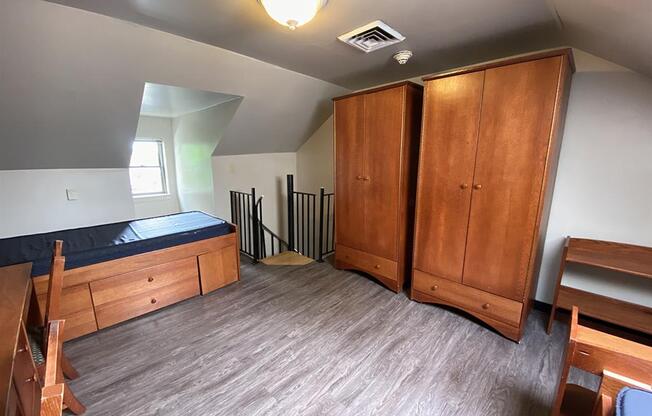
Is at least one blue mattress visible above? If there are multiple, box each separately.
[617,387,652,416]
[0,211,232,277]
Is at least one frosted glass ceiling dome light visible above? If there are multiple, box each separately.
[258,0,328,30]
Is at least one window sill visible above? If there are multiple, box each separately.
[132,193,173,201]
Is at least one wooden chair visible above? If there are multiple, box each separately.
[39,320,66,416]
[552,306,652,415]
[34,240,80,380]
[29,240,85,414]
[14,320,77,416]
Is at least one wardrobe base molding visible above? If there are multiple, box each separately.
[335,259,400,293]
[411,288,521,342]
[335,244,402,293]
[411,269,524,341]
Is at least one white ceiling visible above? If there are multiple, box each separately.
[140,83,240,118]
[43,0,652,88]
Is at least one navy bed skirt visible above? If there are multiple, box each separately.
[0,211,232,277]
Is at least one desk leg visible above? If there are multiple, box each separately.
[547,237,570,334]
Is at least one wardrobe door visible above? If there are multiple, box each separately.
[335,96,366,251]
[413,72,484,282]
[362,87,404,261]
[463,57,562,300]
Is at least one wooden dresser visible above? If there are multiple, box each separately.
[333,81,423,292]
[411,49,575,341]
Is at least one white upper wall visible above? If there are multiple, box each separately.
[0,0,348,170]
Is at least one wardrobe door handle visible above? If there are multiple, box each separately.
[363,176,370,181]
[460,184,469,190]
[356,175,363,180]
[473,184,482,190]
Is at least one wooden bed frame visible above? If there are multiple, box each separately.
[31,224,241,341]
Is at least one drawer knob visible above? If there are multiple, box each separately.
[147,276,154,282]
[374,264,381,269]
[482,303,490,310]
[430,285,438,291]
[151,298,157,304]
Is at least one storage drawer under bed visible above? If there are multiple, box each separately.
[90,257,200,329]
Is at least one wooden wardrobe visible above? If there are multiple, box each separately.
[411,49,574,341]
[333,81,423,292]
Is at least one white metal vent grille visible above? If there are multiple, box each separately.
[338,20,405,53]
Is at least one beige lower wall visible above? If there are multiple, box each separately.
[0,169,135,238]
[295,117,334,194]
[212,153,297,240]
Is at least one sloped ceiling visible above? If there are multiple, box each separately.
[550,0,652,78]
[2,0,650,170]
[0,0,348,170]
[45,0,565,89]
[42,0,652,88]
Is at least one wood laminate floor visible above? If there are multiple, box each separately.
[66,257,597,415]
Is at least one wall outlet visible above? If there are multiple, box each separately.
[66,189,79,201]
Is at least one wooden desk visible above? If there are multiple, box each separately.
[547,237,652,335]
[0,263,33,416]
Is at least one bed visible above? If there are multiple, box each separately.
[0,211,240,340]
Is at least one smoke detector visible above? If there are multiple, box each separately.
[393,50,413,65]
[338,20,405,53]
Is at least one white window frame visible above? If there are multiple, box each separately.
[129,138,169,198]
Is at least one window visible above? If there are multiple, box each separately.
[129,139,168,196]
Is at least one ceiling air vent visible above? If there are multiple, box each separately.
[338,20,405,53]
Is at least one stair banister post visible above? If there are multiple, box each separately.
[251,187,259,263]
[287,174,295,252]
[318,187,325,262]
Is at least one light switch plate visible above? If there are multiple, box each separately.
[66,189,79,201]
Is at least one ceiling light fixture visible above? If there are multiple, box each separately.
[258,0,328,31]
